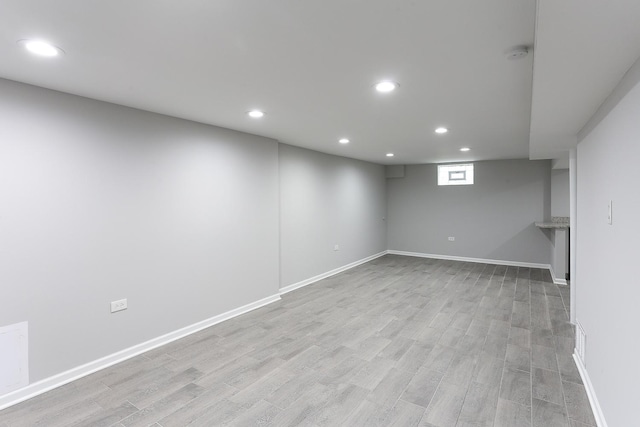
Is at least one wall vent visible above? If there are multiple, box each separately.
[576,321,587,366]
[0,322,29,394]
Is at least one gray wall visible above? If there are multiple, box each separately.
[279,144,387,288]
[551,170,569,279]
[551,170,569,217]
[0,79,280,382]
[576,77,640,427]
[387,160,551,265]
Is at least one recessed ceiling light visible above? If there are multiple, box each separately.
[375,81,398,93]
[435,127,448,134]
[386,153,394,157]
[19,40,63,57]
[460,147,470,152]
[247,110,265,118]
[339,138,350,144]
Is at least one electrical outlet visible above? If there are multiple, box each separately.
[607,200,612,225]
[334,244,340,251]
[110,299,127,313]
[448,237,455,241]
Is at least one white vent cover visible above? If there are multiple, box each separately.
[0,322,29,394]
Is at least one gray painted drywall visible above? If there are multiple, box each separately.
[576,78,640,427]
[279,144,386,287]
[578,55,640,141]
[551,170,569,217]
[387,160,551,265]
[551,170,569,280]
[0,79,280,383]
[385,165,405,178]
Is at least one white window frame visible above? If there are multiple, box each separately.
[437,163,474,186]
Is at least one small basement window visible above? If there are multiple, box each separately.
[438,163,474,186]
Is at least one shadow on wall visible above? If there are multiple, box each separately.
[486,224,551,263]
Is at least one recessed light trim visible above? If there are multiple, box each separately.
[375,81,398,93]
[19,39,63,57]
[339,138,350,144]
[435,127,448,134]
[460,147,470,152]
[386,153,394,157]
[247,110,265,118]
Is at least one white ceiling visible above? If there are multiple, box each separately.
[0,0,535,165]
[1,1,639,165]
[530,0,640,159]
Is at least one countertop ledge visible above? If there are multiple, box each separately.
[535,222,569,229]
[535,216,569,229]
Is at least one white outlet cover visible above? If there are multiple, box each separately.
[448,237,455,241]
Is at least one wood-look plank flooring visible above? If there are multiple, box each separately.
[0,255,596,426]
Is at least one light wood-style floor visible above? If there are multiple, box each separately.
[0,255,596,427]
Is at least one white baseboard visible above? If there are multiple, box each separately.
[0,248,559,411]
[279,251,388,295]
[387,249,551,270]
[573,351,608,427]
[549,265,568,286]
[0,293,281,411]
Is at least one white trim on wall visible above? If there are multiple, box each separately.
[1,251,389,411]
[279,251,388,295]
[573,352,609,427]
[387,250,551,270]
[569,149,577,324]
[0,249,558,411]
[0,293,281,411]
[549,265,568,286]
